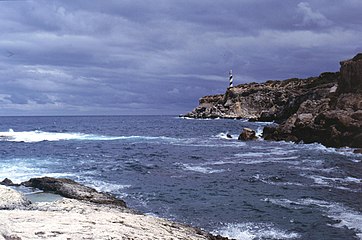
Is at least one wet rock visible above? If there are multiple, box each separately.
[0,185,31,210]
[0,178,19,186]
[21,177,126,207]
[238,128,257,141]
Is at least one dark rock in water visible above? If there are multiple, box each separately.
[207,234,231,240]
[354,149,362,154]
[21,177,126,207]
[238,128,257,141]
[0,178,19,186]
[226,133,232,139]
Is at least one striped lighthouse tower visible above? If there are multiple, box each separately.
[229,70,233,88]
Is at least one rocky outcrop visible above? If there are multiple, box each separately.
[264,54,362,148]
[21,177,127,207]
[184,53,362,148]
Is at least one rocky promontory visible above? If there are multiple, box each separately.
[183,53,362,148]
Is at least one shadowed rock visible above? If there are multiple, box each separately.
[0,178,19,186]
[21,177,126,207]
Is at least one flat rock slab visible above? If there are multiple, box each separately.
[0,198,214,240]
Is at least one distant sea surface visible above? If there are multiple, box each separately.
[1,115,362,240]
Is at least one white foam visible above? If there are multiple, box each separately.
[255,126,263,138]
[0,129,179,143]
[181,164,225,174]
[213,222,300,240]
[0,160,75,183]
[306,175,362,191]
[81,178,131,197]
[215,132,236,140]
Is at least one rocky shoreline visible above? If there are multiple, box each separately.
[0,177,228,240]
[183,53,362,149]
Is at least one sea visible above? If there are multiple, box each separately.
[0,115,361,240]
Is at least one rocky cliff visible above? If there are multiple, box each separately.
[264,54,362,148]
[183,53,362,148]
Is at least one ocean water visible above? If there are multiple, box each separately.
[0,115,361,240]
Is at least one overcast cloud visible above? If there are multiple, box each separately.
[0,0,361,115]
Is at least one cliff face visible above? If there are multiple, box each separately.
[264,53,362,148]
[184,53,362,148]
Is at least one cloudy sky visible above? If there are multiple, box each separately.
[0,0,361,116]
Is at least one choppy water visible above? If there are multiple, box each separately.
[0,116,361,240]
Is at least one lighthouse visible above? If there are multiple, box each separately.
[229,70,233,88]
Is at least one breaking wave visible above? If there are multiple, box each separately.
[213,222,300,240]
[0,129,178,143]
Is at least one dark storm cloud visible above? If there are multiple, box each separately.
[0,0,361,115]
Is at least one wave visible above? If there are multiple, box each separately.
[0,129,179,143]
[0,158,75,183]
[178,163,225,174]
[305,174,362,192]
[212,222,300,240]
[215,132,237,140]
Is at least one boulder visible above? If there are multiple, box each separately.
[21,177,126,207]
[0,185,31,210]
[238,128,257,141]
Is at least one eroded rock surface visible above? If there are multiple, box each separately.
[21,177,127,207]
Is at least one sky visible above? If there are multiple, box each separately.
[0,0,361,116]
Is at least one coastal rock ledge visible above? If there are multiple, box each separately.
[0,177,229,240]
[183,53,362,148]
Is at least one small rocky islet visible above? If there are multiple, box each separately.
[183,53,362,149]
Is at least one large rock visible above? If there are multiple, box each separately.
[0,185,31,210]
[238,128,257,141]
[21,177,126,207]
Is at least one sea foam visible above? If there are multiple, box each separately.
[213,222,300,240]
